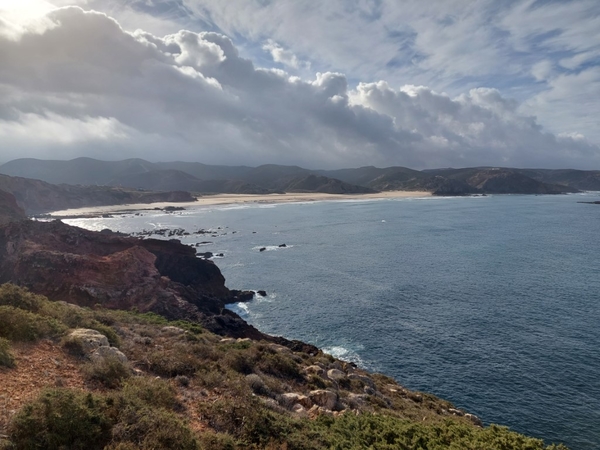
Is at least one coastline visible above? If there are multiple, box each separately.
[47,190,432,217]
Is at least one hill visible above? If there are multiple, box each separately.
[0,159,373,196]
[2,158,590,197]
[0,174,195,214]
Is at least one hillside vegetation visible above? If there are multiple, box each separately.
[0,284,568,450]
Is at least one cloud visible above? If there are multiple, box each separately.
[263,39,310,71]
[0,6,598,169]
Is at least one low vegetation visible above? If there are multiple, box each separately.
[0,284,569,449]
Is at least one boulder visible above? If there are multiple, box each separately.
[303,365,326,377]
[348,373,375,388]
[347,393,368,408]
[292,404,308,418]
[309,390,337,410]
[327,368,346,381]
[67,329,109,353]
[465,413,483,427]
[448,408,464,417]
[280,393,312,409]
[161,326,186,335]
[90,346,128,364]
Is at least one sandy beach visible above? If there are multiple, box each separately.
[49,190,432,217]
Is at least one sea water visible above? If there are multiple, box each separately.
[64,193,600,450]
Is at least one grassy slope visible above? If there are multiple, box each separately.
[0,284,568,450]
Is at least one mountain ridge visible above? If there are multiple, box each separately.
[1,158,592,198]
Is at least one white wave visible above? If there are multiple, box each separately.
[253,291,276,303]
[226,301,250,318]
[322,345,365,367]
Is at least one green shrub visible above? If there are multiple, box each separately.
[256,352,302,380]
[0,337,15,368]
[109,405,198,450]
[83,354,131,388]
[196,432,238,450]
[8,389,112,450]
[147,344,201,377]
[120,377,178,410]
[0,284,43,312]
[0,306,66,342]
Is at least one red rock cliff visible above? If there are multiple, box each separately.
[0,219,263,338]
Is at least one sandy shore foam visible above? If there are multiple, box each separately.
[48,191,432,217]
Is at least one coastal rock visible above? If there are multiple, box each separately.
[0,219,272,341]
[309,390,337,410]
[303,365,326,377]
[229,290,255,302]
[465,413,483,427]
[257,290,267,297]
[347,393,368,408]
[291,404,309,418]
[259,247,266,252]
[448,408,464,417]
[348,373,375,389]
[327,368,346,381]
[280,393,312,409]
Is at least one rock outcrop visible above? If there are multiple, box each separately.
[0,190,27,225]
[0,219,263,339]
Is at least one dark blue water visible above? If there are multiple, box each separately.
[66,193,600,449]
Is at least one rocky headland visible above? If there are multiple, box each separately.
[0,189,569,449]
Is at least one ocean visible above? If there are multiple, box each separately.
[64,192,600,450]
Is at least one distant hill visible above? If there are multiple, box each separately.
[2,158,595,197]
[422,167,580,195]
[0,159,373,195]
[0,174,194,214]
[515,169,600,191]
[317,166,426,188]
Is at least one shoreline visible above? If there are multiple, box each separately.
[47,190,432,218]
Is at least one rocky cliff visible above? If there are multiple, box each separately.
[0,191,27,225]
[0,219,266,339]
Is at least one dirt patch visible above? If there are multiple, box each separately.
[0,340,86,434]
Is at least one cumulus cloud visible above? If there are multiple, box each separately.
[262,39,310,71]
[0,6,598,169]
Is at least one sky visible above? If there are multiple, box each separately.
[0,0,599,169]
